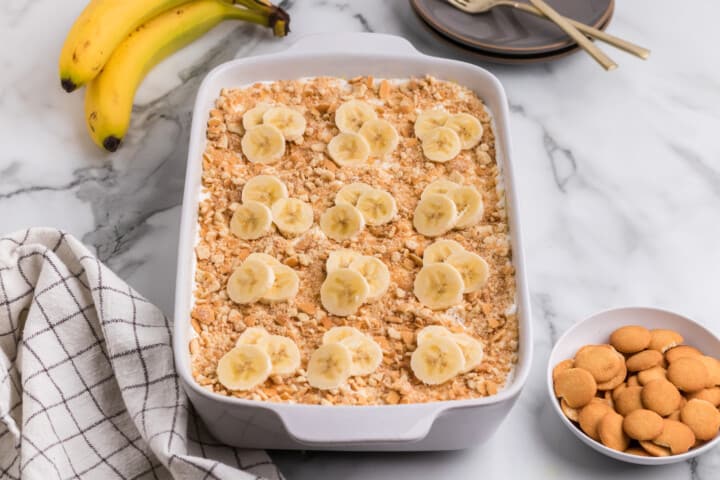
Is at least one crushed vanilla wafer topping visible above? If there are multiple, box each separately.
[192,76,518,405]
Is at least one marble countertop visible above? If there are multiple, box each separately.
[2,0,720,478]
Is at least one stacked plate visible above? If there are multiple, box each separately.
[410,0,614,64]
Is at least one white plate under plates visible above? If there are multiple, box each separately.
[173,32,533,450]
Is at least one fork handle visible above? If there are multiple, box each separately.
[528,0,617,70]
[510,2,650,59]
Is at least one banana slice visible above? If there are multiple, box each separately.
[413,193,458,237]
[242,103,272,130]
[241,175,288,207]
[229,201,272,240]
[236,326,270,346]
[358,119,399,157]
[421,179,460,200]
[320,268,369,317]
[444,113,483,150]
[271,198,314,236]
[335,99,377,133]
[416,325,453,345]
[452,333,484,372]
[349,255,390,300]
[262,106,307,140]
[410,336,465,385]
[258,334,301,375]
[241,125,286,164]
[307,342,353,390]
[322,326,364,345]
[326,249,362,273]
[341,335,383,376]
[320,204,365,241]
[413,263,464,309]
[423,239,466,265]
[262,264,300,302]
[327,132,371,167]
[227,259,275,304]
[445,251,489,293]
[355,189,397,226]
[334,182,373,207]
[216,345,272,391]
[414,109,450,140]
[421,126,462,163]
[245,252,281,267]
[449,186,484,229]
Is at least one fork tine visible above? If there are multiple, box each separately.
[447,0,470,10]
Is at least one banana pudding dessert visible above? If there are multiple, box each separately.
[191,76,518,405]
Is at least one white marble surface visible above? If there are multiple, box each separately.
[2,0,720,478]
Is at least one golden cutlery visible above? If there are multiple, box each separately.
[446,0,649,61]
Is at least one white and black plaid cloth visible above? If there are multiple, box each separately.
[0,228,281,480]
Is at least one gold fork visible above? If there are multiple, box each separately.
[446,0,650,61]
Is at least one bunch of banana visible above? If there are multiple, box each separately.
[59,0,289,152]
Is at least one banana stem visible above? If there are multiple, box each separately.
[228,0,290,36]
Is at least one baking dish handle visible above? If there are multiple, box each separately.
[275,404,443,445]
[283,32,420,56]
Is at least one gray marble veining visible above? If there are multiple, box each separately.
[1,0,719,478]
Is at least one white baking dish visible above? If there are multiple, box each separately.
[174,32,532,451]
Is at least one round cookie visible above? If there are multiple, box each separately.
[598,411,630,452]
[610,325,651,354]
[641,379,682,416]
[639,440,671,457]
[680,398,720,441]
[597,354,627,390]
[689,386,720,407]
[624,447,650,457]
[623,409,664,440]
[653,419,696,454]
[638,366,666,385]
[615,385,644,416]
[555,368,597,408]
[553,359,574,382]
[560,398,580,422]
[698,356,720,386]
[667,356,709,392]
[574,345,623,382]
[578,402,613,440]
[665,345,702,363]
[612,382,628,401]
[648,329,683,353]
[626,349,663,372]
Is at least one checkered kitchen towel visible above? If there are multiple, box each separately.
[0,228,281,480]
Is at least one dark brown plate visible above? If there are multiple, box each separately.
[410,0,614,56]
[413,2,613,64]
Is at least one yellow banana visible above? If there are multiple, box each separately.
[84,0,285,152]
[60,0,290,92]
[59,0,190,92]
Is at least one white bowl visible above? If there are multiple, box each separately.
[547,306,720,465]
